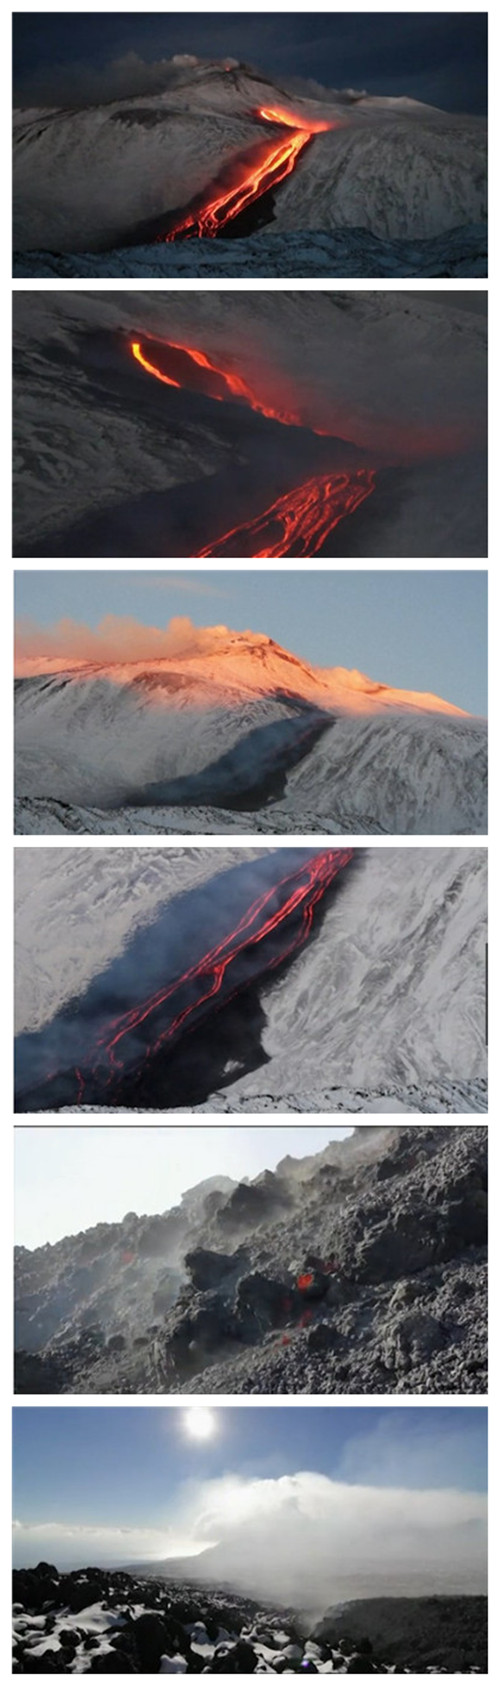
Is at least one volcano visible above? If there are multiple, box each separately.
[14,625,487,836]
[13,54,486,278]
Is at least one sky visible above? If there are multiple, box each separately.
[14,570,488,714]
[12,13,488,114]
[12,1406,487,1602]
[14,1125,351,1249]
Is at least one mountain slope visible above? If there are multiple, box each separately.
[15,629,486,835]
[15,1125,487,1396]
[12,290,487,560]
[13,58,486,256]
[14,846,487,1113]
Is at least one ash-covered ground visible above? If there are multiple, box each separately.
[12,1564,487,1673]
[15,1125,487,1396]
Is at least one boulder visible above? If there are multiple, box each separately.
[185,1248,248,1292]
[211,1638,258,1671]
[131,1611,169,1670]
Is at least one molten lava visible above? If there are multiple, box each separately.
[160,104,334,242]
[130,341,181,389]
[198,469,377,557]
[100,848,351,1081]
[129,325,377,557]
[131,337,299,425]
[15,848,352,1110]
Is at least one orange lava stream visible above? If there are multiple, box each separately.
[97,848,353,1081]
[130,341,181,388]
[198,469,377,558]
[130,337,301,426]
[162,104,334,241]
[169,132,309,239]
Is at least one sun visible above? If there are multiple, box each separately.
[183,1407,218,1441]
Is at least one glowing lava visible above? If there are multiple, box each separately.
[160,105,334,242]
[129,331,377,557]
[131,337,299,425]
[198,469,377,557]
[92,849,352,1088]
[15,848,353,1110]
[130,341,181,388]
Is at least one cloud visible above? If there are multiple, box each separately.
[142,574,228,598]
[14,614,234,669]
[13,51,206,109]
[12,1519,207,1569]
[14,1472,487,1606]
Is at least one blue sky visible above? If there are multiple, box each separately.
[13,1407,487,1521]
[14,569,487,714]
[12,1407,487,1588]
[14,1125,351,1248]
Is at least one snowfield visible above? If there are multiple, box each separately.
[14,631,487,835]
[12,58,487,276]
[13,290,487,559]
[14,846,487,1113]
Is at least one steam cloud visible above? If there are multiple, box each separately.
[15,614,234,669]
[13,1472,487,1609]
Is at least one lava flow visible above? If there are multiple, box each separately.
[160,104,333,242]
[131,337,300,425]
[198,469,377,557]
[129,334,377,556]
[14,848,353,1111]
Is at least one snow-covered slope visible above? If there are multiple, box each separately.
[13,58,486,261]
[12,290,487,559]
[14,222,488,280]
[14,631,487,834]
[14,846,487,1112]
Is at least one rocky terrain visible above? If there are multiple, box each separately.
[15,1125,487,1396]
[11,1565,487,1672]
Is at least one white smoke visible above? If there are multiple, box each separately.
[14,1471,487,1608]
